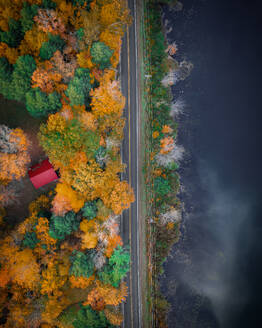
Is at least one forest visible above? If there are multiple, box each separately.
[0,0,134,327]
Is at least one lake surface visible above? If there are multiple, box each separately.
[160,1,262,327]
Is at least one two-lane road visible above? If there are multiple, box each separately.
[120,0,142,327]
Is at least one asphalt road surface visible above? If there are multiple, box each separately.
[120,0,141,327]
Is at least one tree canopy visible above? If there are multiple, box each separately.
[49,211,79,240]
[90,42,113,70]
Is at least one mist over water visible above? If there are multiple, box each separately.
[160,1,262,327]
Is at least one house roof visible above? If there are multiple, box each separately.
[28,159,58,189]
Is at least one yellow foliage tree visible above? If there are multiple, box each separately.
[99,0,131,33]
[84,281,128,308]
[77,50,94,69]
[52,183,85,214]
[0,0,22,31]
[80,219,98,249]
[105,234,122,258]
[41,258,69,296]
[61,158,102,200]
[69,274,95,289]
[19,25,49,57]
[104,306,123,326]
[6,249,40,290]
[42,295,70,325]
[0,127,31,182]
[31,67,62,94]
[90,79,125,118]
[79,111,97,131]
[0,42,19,64]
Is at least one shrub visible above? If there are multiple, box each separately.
[154,176,171,197]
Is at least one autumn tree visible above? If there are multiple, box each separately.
[99,0,131,33]
[19,25,49,57]
[38,116,100,169]
[31,67,62,94]
[34,8,65,36]
[0,125,31,181]
[75,6,101,48]
[52,182,84,215]
[0,247,40,290]
[0,0,22,32]
[41,257,69,296]
[79,218,98,249]
[90,78,125,118]
[51,50,77,83]
[85,281,128,308]
[104,306,123,326]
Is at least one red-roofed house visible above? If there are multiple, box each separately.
[28,159,58,189]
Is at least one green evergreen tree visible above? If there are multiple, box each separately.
[49,211,79,240]
[0,18,23,47]
[26,88,61,117]
[11,55,36,102]
[98,246,130,287]
[82,201,97,220]
[22,231,39,249]
[41,0,57,9]
[0,58,12,81]
[90,42,113,70]
[65,68,92,106]
[0,58,13,98]
[69,250,94,278]
[39,34,65,60]
[20,2,39,33]
[73,305,114,328]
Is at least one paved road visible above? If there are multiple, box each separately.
[120,0,141,327]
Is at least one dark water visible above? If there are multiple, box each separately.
[160,1,262,327]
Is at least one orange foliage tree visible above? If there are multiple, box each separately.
[0,125,31,182]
